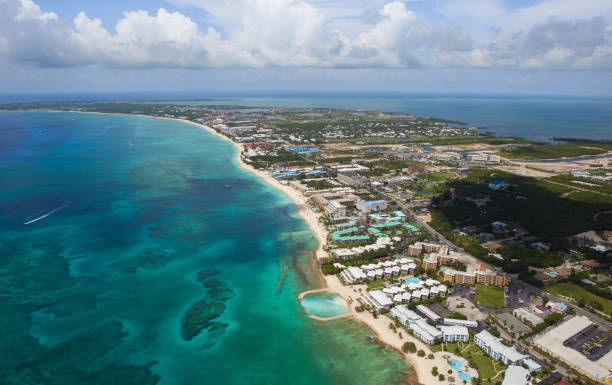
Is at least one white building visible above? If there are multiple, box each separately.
[513,308,544,326]
[501,365,530,385]
[361,290,393,311]
[443,318,478,328]
[390,305,421,327]
[356,200,388,213]
[416,304,441,323]
[439,325,469,342]
[410,319,442,344]
[340,266,367,284]
[325,200,347,219]
[474,330,528,365]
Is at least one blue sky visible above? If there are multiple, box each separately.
[1,0,612,96]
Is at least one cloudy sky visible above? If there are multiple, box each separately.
[1,0,612,96]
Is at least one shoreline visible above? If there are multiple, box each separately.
[20,110,464,385]
[177,117,444,385]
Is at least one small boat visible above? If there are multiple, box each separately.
[224,184,232,188]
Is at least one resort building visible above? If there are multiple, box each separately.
[501,365,530,385]
[422,254,439,270]
[339,266,367,284]
[416,304,441,322]
[325,201,347,219]
[390,305,421,327]
[361,290,393,311]
[410,319,443,345]
[438,325,469,342]
[356,200,388,213]
[408,242,448,256]
[474,330,528,365]
[443,318,478,328]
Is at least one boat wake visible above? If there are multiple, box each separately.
[24,201,71,225]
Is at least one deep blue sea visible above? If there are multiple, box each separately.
[0,111,411,385]
[156,96,612,141]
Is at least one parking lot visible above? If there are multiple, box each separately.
[446,294,488,321]
[564,324,612,361]
[505,282,531,309]
[495,312,531,334]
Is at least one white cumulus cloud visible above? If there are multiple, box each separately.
[0,0,611,70]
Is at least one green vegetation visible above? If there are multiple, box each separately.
[428,168,612,275]
[548,282,612,315]
[402,341,417,353]
[546,174,612,195]
[366,279,386,290]
[527,313,564,335]
[500,139,612,160]
[438,342,505,385]
[476,285,505,308]
[417,349,425,357]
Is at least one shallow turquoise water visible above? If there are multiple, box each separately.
[301,292,349,318]
[0,111,412,385]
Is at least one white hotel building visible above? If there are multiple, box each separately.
[474,330,527,365]
[438,325,469,342]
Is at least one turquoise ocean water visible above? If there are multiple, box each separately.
[0,111,412,385]
[156,96,612,141]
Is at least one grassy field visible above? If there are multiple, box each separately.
[548,282,612,314]
[367,279,385,290]
[499,141,611,160]
[476,285,505,308]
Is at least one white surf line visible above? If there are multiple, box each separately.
[24,201,71,225]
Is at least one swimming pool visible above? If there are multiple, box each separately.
[450,359,462,371]
[458,371,472,381]
[404,277,421,284]
[450,360,472,381]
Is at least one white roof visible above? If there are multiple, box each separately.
[475,330,527,363]
[443,318,478,328]
[501,365,530,385]
[439,325,469,337]
[411,319,443,338]
[369,290,393,307]
[534,316,612,380]
[522,358,542,373]
[347,266,366,280]
[416,304,441,321]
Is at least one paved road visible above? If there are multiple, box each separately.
[517,280,612,330]
[386,192,457,250]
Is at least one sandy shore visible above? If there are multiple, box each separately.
[324,275,476,385]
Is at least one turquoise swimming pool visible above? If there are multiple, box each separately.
[458,371,472,381]
[450,359,472,381]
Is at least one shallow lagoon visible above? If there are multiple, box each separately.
[301,292,349,318]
